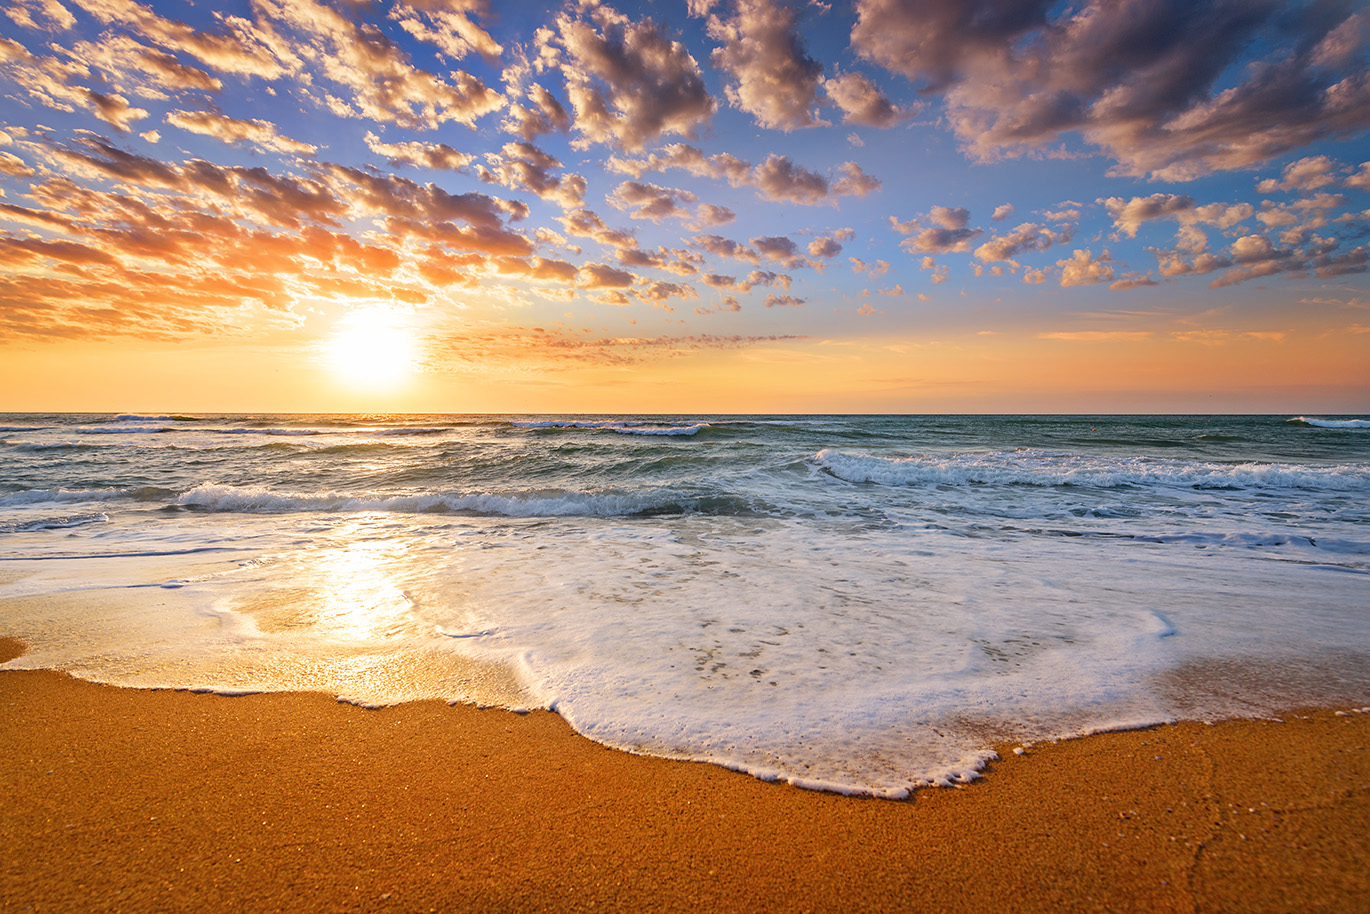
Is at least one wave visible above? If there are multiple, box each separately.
[74,425,450,439]
[77,425,176,434]
[206,428,325,436]
[0,512,108,534]
[0,486,175,506]
[111,413,204,422]
[512,420,709,437]
[172,483,760,517]
[813,449,1370,491]
[370,427,450,436]
[1289,416,1370,429]
[6,442,88,452]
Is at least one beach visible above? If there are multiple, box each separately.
[3,413,1368,910]
[3,638,1367,913]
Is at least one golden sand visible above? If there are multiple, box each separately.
[1,636,1367,913]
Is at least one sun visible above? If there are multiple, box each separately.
[326,308,420,391]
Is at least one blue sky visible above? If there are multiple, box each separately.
[1,0,1368,412]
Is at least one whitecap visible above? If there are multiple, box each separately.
[1290,416,1370,429]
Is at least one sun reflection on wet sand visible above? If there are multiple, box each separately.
[235,537,418,640]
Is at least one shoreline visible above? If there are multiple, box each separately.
[3,637,1367,912]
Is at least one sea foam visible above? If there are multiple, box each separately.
[512,419,709,436]
[813,448,1370,491]
[1290,416,1370,429]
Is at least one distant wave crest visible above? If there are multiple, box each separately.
[173,483,751,517]
[512,420,709,436]
[813,449,1370,491]
[1289,416,1370,429]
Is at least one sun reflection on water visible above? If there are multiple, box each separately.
[232,522,422,642]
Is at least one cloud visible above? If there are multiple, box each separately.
[617,246,703,276]
[765,293,804,306]
[637,279,698,309]
[1156,231,1369,289]
[991,203,1014,222]
[974,222,1071,263]
[167,108,316,155]
[691,203,736,227]
[0,152,37,177]
[849,257,889,278]
[751,234,810,269]
[706,0,824,130]
[577,261,637,288]
[6,0,78,32]
[494,255,579,284]
[477,141,586,208]
[608,144,879,205]
[1,36,149,131]
[807,236,842,259]
[1057,248,1115,287]
[1346,162,1370,192]
[852,0,1370,180]
[502,83,574,140]
[558,208,637,249]
[1169,329,1288,345]
[1102,194,1196,238]
[1040,206,1080,223]
[697,269,790,293]
[832,160,881,198]
[70,34,223,97]
[364,131,474,171]
[752,153,831,204]
[1039,331,1153,342]
[432,324,804,369]
[823,71,903,127]
[255,0,503,130]
[892,206,983,254]
[71,0,296,80]
[691,233,760,263]
[389,0,502,64]
[746,269,791,291]
[608,180,698,221]
[1256,155,1340,193]
[0,136,554,340]
[607,143,750,184]
[1100,194,1253,249]
[548,2,716,150]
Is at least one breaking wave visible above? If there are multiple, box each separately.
[813,449,1370,491]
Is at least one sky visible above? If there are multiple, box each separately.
[0,0,1368,414]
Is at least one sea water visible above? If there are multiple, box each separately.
[1,414,1367,796]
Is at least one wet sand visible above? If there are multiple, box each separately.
[2,636,1367,913]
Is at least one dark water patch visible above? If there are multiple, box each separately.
[0,546,238,561]
[0,513,109,534]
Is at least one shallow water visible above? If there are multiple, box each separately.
[2,413,1368,795]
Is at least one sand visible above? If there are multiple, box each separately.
[1,634,1367,913]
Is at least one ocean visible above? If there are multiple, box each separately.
[2,413,1368,797]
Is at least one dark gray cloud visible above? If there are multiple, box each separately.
[852,0,1370,180]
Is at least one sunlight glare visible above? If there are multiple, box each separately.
[326,308,419,391]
